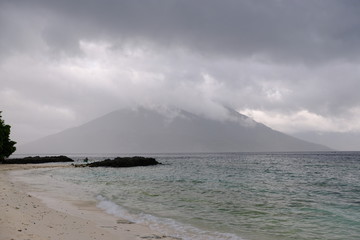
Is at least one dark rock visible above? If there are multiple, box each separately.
[87,156,160,168]
[3,155,74,164]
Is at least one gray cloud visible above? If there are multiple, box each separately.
[3,0,360,62]
[1,0,360,148]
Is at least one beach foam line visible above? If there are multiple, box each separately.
[1,164,179,240]
[96,195,246,240]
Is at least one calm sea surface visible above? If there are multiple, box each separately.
[11,152,360,240]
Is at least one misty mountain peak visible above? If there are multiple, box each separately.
[18,106,330,154]
[131,105,258,128]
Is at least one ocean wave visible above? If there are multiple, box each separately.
[96,195,245,240]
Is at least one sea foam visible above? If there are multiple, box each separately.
[96,195,245,240]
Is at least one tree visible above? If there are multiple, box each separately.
[0,111,16,162]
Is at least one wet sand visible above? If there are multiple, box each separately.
[0,164,179,240]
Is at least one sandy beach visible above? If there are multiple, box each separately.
[0,164,179,240]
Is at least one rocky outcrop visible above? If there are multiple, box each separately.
[3,155,74,164]
[86,156,160,168]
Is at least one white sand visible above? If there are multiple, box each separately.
[0,164,180,240]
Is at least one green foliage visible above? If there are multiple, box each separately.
[0,111,17,162]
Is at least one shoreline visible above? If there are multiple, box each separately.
[0,164,180,240]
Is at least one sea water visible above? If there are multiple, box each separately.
[11,152,360,240]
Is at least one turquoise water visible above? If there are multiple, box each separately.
[12,152,360,240]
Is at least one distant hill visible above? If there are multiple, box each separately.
[292,131,360,151]
[18,107,331,154]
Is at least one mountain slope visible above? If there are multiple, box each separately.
[18,107,331,154]
[292,131,360,151]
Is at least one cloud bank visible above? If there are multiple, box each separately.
[1,0,360,145]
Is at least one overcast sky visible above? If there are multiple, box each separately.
[1,0,360,147]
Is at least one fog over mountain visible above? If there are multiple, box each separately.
[18,107,330,154]
[2,1,360,151]
[293,132,360,152]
